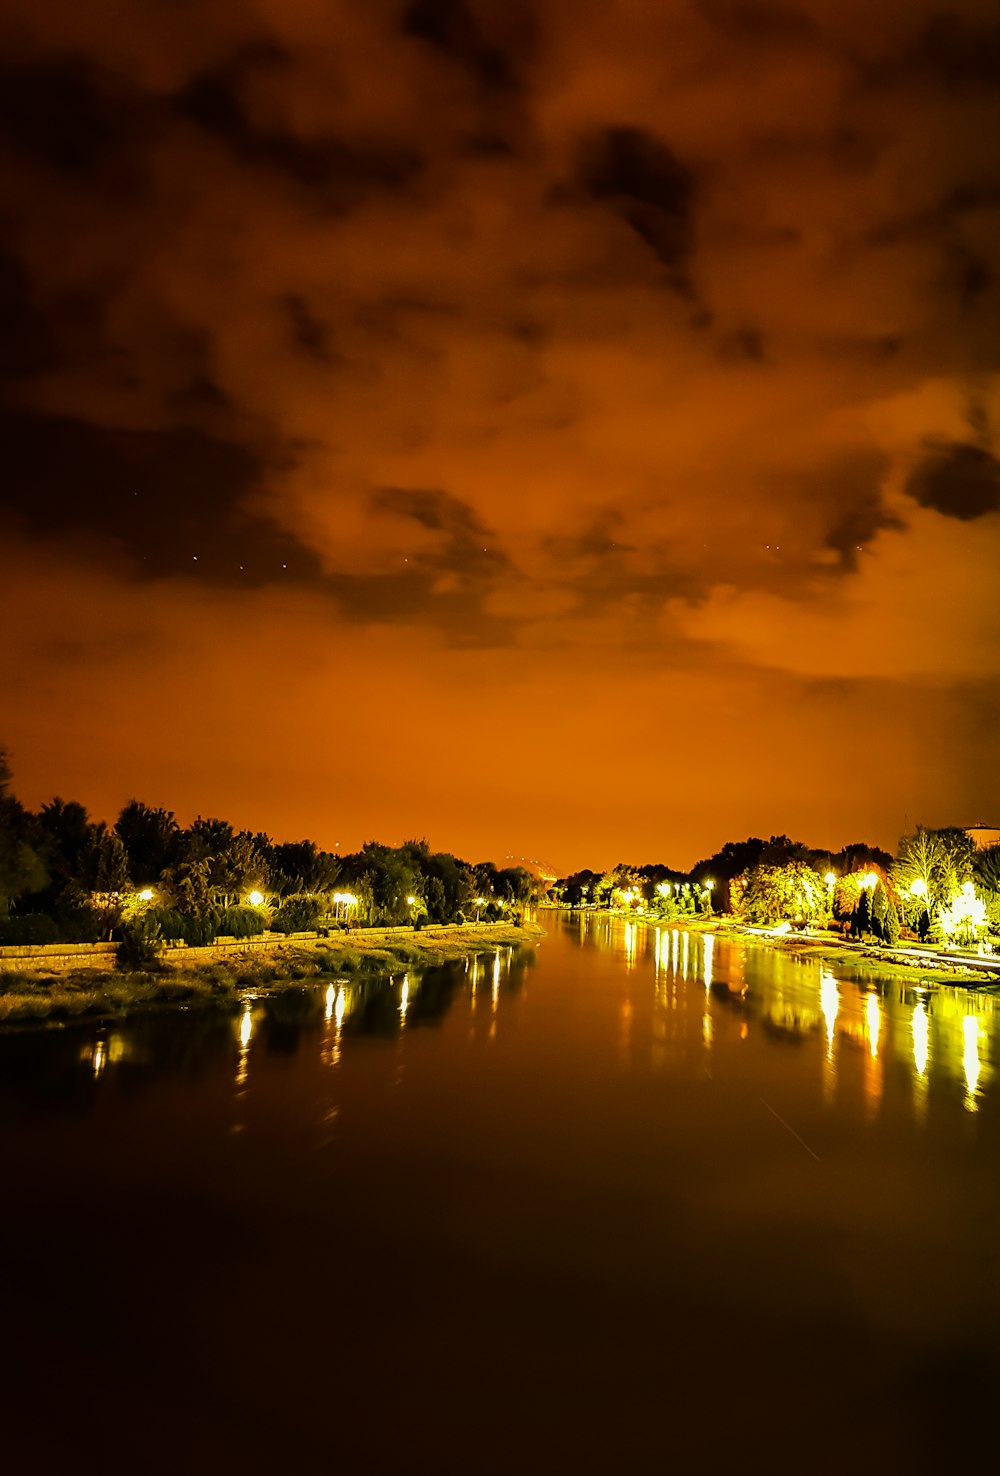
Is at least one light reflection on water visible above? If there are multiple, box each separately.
[2,913,1000,1473]
[569,909,997,1118]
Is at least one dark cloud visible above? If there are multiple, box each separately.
[373,485,508,574]
[578,125,696,279]
[0,409,321,584]
[0,55,121,176]
[175,60,422,202]
[284,294,336,363]
[718,326,766,363]
[0,245,54,377]
[905,441,1000,521]
[402,0,519,91]
[915,12,1000,88]
[697,0,822,45]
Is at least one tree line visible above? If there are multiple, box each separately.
[552,829,1000,950]
[0,752,544,947]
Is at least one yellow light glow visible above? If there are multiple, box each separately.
[248,890,264,907]
[406,895,416,906]
[912,1001,929,1078]
[239,1008,252,1048]
[824,872,836,887]
[335,988,345,1029]
[703,933,714,990]
[400,976,409,1019]
[963,1015,980,1109]
[866,992,880,1058]
[325,983,335,1020]
[139,888,154,902]
[820,971,839,1049]
[909,878,928,898]
[863,872,879,890]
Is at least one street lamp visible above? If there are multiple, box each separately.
[333,891,358,923]
[247,890,265,908]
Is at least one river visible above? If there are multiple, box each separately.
[1,912,998,1474]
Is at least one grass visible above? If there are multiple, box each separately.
[0,922,546,1028]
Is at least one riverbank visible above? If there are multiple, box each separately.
[0,921,546,1027]
[556,907,1000,990]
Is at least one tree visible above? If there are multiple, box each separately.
[891,828,970,938]
[115,800,182,884]
[731,863,830,927]
[0,751,47,917]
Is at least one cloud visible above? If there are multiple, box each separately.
[905,441,1000,521]
[668,506,1000,680]
[2,0,999,860]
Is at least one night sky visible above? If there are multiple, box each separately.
[2,0,998,870]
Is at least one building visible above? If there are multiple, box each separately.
[965,824,1000,851]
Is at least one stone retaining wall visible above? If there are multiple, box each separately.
[0,922,506,975]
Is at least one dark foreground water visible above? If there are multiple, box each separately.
[1,914,999,1475]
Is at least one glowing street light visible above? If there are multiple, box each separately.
[908,878,928,898]
[824,872,836,888]
[138,888,155,903]
[333,891,358,922]
[247,890,265,908]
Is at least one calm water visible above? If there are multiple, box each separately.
[2,914,998,1474]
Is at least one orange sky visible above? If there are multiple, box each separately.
[1,0,998,871]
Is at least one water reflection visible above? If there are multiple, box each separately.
[235,1004,253,1088]
[863,992,879,1054]
[963,1015,980,1111]
[556,916,999,1127]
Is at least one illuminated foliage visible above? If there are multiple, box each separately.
[730,863,830,927]
[938,883,989,948]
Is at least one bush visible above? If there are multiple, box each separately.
[145,907,219,946]
[269,896,323,934]
[117,917,164,972]
[0,913,61,945]
[216,906,266,939]
[453,911,465,926]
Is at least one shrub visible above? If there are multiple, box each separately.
[269,895,323,934]
[0,913,61,945]
[117,916,164,972]
[145,907,219,946]
[217,906,266,939]
[453,911,465,926]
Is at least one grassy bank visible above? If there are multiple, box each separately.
[0,922,545,1027]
